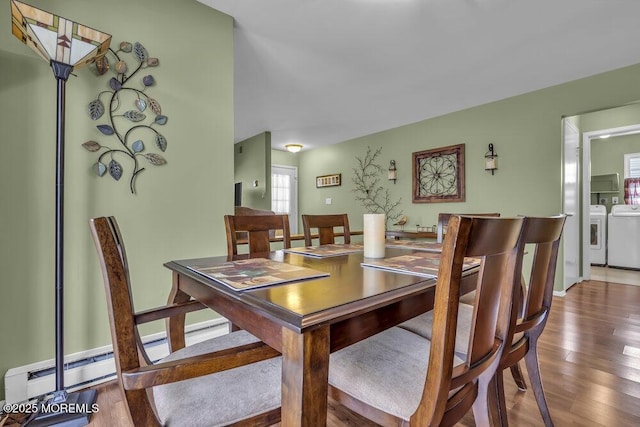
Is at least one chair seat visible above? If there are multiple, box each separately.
[399,304,524,357]
[153,330,281,427]
[329,327,464,422]
[458,290,476,305]
[399,303,474,358]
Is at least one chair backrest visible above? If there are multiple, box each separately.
[224,214,291,257]
[412,215,524,424]
[505,215,566,352]
[436,212,501,243]
[301,214,351,246]
[234,206,277,241]
[89,216,158,422]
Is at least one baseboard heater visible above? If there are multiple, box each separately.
[4,318,229,405]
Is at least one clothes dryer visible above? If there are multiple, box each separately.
[608,205,640,269]
[590,205,607,265]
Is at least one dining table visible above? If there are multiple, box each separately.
[163,245,478,427]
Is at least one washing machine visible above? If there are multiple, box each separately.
[590,205,607,265]
[608,205,640,269]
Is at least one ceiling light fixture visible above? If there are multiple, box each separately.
[286,143,303,153]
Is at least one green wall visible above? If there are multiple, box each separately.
[272,149,300,169]
[0,0,233,400]
[234,132,271,210]
[296,63,640,292]
[579,102,640,133]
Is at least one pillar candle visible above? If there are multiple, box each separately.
[364,213,386,258]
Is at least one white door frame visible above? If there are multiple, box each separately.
[580,123,640,281]
[562,119,580,293]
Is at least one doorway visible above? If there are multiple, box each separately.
[271,164,298,233]
[582,123,640,286]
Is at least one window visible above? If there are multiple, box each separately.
[271,165,298,233]
[624,152,640,178]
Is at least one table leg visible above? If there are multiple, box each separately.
[166,271,192,353]
[281,325,330,427]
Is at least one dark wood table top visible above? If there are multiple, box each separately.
[165,247,442,333]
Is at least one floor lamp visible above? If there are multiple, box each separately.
[10,1,111,426]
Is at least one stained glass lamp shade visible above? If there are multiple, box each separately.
[11,0,111,74]
[10,2,111,425]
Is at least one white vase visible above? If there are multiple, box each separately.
[364,213,386,258]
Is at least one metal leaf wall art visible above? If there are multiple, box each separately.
[83,41,167,194]
[351,146,403,228]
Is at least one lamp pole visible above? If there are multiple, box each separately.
[52,60,73,401]
[28,62,97,427]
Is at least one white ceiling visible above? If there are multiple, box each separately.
[199,0,640,152]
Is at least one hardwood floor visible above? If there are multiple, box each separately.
[3,280,639,426]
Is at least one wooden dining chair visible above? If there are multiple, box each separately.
[301,213,351,246]
[399,215,566,426]
[89,216,281,426]
[224,213,291,257]
[491,214,566,426]
[436,212,501,243]
[328,215,525,426]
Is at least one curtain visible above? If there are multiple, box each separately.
[624,178,640,205]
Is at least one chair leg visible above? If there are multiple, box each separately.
[485,372,507,427]
[510,362,527,391]
[472,375,493,427]
[492,369,510,427]
[524,342,554,427]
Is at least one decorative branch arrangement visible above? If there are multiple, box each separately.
[82,41,167,194]
[352,146,403,228]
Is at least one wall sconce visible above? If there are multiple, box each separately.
[388,160,397,183]
[285,143,303,153]
[485,143,498,175]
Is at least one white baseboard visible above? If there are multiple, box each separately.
[4,318,229,405]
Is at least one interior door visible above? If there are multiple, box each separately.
[563,119,580,290]
[271,165,298,233]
